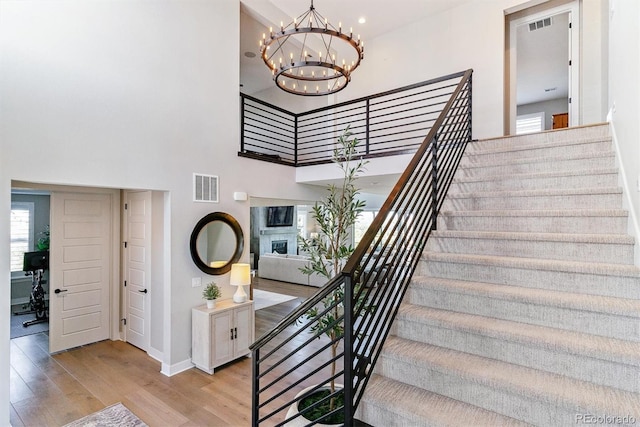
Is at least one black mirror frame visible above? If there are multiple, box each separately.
[189,212,244,275]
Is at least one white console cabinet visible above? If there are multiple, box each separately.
[192,299,254,374]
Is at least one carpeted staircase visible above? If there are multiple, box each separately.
[358,124,640,426]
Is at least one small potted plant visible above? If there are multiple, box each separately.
[202,282,221,309]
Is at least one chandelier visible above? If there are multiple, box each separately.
[259,0,364,96]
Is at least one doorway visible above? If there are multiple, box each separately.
[506,1,580,135]
[10,190,51,340]
[9,183,164,355]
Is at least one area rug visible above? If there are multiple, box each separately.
[63,402,147,427]
[253,289,297,310]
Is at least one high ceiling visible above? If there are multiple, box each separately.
[240,0,570,195]
[240,0,474,94]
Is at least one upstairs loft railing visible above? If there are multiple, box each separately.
[249,69,472,426]
[240,70,472,166]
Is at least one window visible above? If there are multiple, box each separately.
[11,202,34,273]
[516,112,545,134]
[354,210,377,246]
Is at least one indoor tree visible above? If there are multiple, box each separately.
[297,126,367,422]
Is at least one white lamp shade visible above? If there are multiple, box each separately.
[230,263,251,286]
[230,263,251,303]
[210,260,226,268]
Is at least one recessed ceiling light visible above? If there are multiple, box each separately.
[244,51,256,58]
[358,17,366,24]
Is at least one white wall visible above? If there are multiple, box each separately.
[609,0,640,264]
[337,0,521,140]
[0,1,325,421]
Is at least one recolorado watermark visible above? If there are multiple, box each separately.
[576,414,637,425]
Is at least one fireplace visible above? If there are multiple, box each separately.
[272,240,288,254]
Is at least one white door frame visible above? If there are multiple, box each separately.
[507,1,580,134]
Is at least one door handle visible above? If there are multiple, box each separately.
[230,329,234,340]
[54,289,67,294]
[234,327,237,339]
[139,289,148,294]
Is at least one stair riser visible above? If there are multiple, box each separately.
[437,214,628,234]
[468,127,610,151]
[406,286,640,342]
[457,155,616,178]
[461,140,612,164]
[442,193,622,211]
[376,355,587,426]
[425,236,634,264]
[356,404,425,427]
[418,260,639,299]
[392,316,639,392]
[450,173,619,193]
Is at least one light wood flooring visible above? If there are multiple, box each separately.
[9,278,320,427]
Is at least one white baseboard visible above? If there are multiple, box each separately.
[607,114,640,267]
[161,358,194,377]
[147,346,163,364]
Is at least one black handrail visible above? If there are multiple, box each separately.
[250,69,472,426]
[240,71,470,167]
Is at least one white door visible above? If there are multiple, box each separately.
[49,192,112,353]
[123,191,152,351]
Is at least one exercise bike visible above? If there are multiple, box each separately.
[13,251,49,327]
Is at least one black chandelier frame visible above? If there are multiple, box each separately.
[259,0,364,96]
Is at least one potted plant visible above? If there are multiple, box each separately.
[202,282,220,309]
[292,127,367,425]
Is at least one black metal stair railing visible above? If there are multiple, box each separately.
[241,71,471,166]
[250,69,472,426]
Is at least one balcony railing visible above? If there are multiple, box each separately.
[240,70,472,166]
[249,69,473,426]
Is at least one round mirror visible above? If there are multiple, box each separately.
[190,212,244,275]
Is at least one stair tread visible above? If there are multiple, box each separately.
[423,251,640,278]
[453,167,618,184]
[461,149,614,170]
[362,375,530,427]
[440,208,628,217]
[381,336,640,416]
[397,304,640,366]
[447,186,623,199]
[466,135,612,156]
[410,276,640,318]
[430,230,635,244]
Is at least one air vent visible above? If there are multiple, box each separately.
[193,173,219,203]
[529,17,552,31]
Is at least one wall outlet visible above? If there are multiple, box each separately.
[192,277,202,288]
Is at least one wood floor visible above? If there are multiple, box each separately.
[9,278,321,427]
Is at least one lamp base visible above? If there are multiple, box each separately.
[232,285,247,303]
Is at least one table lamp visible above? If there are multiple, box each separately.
[230,263,251,303]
